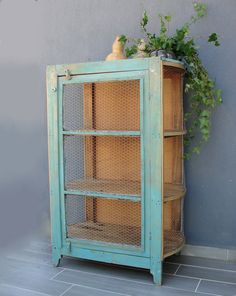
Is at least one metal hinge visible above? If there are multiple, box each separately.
[65,69,72,80]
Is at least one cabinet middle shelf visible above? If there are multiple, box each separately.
[65,179,186,201]
[62,130,186,137]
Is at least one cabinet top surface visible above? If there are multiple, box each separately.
[47,57,185,76]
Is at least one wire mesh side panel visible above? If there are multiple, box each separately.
[163,198,184,258]
[64,135,141,196]
[65,195,141,247]
[63,80,140,131]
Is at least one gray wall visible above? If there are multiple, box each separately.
[0,0,235,250]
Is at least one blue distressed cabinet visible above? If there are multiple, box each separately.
[47,57,186,284]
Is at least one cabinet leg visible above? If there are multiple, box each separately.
[53,257,61,267]
[52,246,61,267]
[151,261,162,285]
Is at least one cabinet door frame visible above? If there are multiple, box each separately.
[47,64,153,261]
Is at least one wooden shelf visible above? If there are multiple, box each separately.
[63,130,140,137]
[164,184,186,202]
[68,222,141,247]
[164,130,186,137]
[63,129,186,138]
[66,179,185,202]
[68,222,185,258]
[65,179,141,199]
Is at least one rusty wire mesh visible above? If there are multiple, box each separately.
[63,80,140,131]
[65,195,141,246]
[64,135,141,195]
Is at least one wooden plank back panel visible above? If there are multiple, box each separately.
[163,73,183,131]
[164,137,183,184]
[83,80,141,227]
[96,199,141,227]
[163,199,181,231]
[95,137,140,181]
[94,80,140,131]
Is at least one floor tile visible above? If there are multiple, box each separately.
[2,272,71,296]
[1,256,62,281]
[177,265,236,284]
[163,262,180,275]
[198,280,236,296]
[55,269,201,295]
[6,249,51,265]
[61,257,153,283]
[3,240,236,296]
[163,275,199,291]
[60,257,179,283]
[0,284,51,296]
[27,241,52,254]
[63,285,129,296]
[167,255,236,272]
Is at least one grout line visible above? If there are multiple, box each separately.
[75,285,131,296]
[195,292,222,296]
[195,279,201,292]
[50,268,65,280]
[0,284,52,296]
[163,272,236,286]
[58,284,74,296]
[173,264,181,275]
[51,279,131,296]
[165,261,236,273]
[161,284,221,296]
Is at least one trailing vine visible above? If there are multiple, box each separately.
[119,2,222,158]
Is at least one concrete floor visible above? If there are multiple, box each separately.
[1,239,236,296]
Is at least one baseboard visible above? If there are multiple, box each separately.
[181,244,236,261]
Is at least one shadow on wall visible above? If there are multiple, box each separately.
[0,64,50,249]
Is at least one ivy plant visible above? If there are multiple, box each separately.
[119,2,222,158]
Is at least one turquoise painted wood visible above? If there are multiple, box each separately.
[47,57,184,284]
[149,59,163,284]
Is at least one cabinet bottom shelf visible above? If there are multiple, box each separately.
[67,222,184,258]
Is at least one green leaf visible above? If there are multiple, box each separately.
[119,35,127,45]
[208,33,217,42]
[208,33,220,46]
[141,10,149,30]
[164,15,171,22]
[193,2,207,18]
[200,110,210,117]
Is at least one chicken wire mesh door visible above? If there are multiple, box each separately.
[60,75,145,250]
